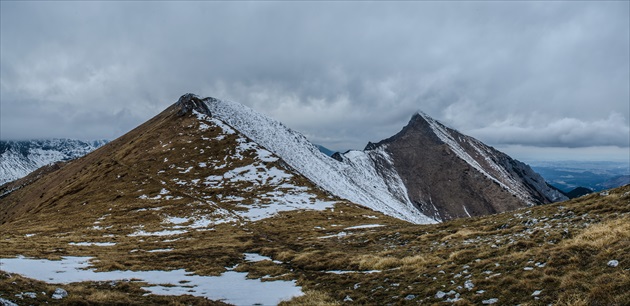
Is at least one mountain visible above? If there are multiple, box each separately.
[598,175,630,190]
[0,94,367,226]
[0,139,108,185]
[0,95,564,224]
[335,112,567,221]
[529,160,630,192]
[0,94,627,305]
[205,96,434,224]
[205,98,565,223]
[566,186,593,198]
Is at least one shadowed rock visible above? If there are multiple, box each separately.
[176,93,212,117]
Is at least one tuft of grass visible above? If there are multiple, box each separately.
[280,290,341,306]
[565,217,630,249]
[357,255,401,270]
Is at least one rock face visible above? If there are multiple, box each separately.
[176,93,212,116]
[358,112,567,221]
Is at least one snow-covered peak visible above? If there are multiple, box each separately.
[0,139,108,185]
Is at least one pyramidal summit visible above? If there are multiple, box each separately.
[1,93,624,306]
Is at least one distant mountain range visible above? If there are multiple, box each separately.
[0,139,108,185]
[528,161,630,193]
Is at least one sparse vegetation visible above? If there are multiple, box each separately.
[1,104,628,305]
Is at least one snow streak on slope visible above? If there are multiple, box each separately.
[0,139,108,185]
[418,112,566,204]
[204,98,435,224]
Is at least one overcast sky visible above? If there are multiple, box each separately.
[1,1,628,162]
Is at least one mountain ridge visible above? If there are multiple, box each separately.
[1,94,626,305]
[1,94,566,224]
[356,111,567,220]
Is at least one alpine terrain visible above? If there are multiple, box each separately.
[0,139,108,185]
[0,94,626,305]
[202,96,567,222]
[340,112,568,221]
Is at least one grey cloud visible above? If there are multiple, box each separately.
[1,1,628,159]
[469,113,630,148]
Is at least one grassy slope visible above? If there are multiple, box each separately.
[0,104,628,305]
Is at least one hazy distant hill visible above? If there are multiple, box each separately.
[529,161,630,192]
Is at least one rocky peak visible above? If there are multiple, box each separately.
[176,93,212,117]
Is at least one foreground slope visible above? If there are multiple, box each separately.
[1,180,628,305]
[0,139,107,185]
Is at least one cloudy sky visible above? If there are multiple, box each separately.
[1,1,628,161]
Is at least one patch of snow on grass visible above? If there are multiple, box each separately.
[147,248,173,253]
[319,232,348,239]
[68,242,116,247]
[244,253,273,262]
[235,198,335,222]
[128,229,187,237]
[0,256,302,305]
[165,216,189,225]
[326,270,381,274]
[344,224,384,230]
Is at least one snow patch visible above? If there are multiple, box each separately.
[0,256,302,305]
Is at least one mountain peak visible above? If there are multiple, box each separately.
[176,93,212,117]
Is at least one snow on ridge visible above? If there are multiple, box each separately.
[418,112,532,202]
[417,112,563,204]
[204,97,435,224]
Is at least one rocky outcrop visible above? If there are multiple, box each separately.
[176,93,212,117]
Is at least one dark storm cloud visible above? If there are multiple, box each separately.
[1,1,628,159]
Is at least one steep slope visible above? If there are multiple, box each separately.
[0,94,348,226]
[204,97,435,224]
[358,112,568,221]
[204,95,563,222]
[0,139,108,185]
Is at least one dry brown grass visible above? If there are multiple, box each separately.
[356,254,401,270]
[280,290,341,306]
[565,217,630,248]
[1,107,628,306]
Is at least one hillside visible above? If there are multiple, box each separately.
[1,181,628,304]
